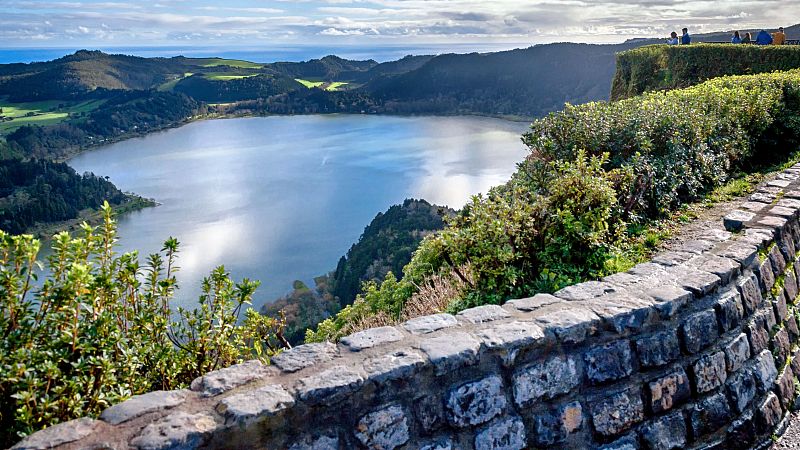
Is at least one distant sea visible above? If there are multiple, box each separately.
[0,43,532,64]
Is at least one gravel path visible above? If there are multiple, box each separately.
[772,412,800,449]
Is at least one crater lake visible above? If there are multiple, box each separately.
[68,115,529,310]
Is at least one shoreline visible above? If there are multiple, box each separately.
[27,195,157,240]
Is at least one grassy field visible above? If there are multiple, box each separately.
[204,73,258,81]
[325,82,349,91]
[0,98,104,133]
[194,58,263,69]
[295,78,325,88]
[295,79,349,91]
[157,72,194,91]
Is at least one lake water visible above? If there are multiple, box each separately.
[68,115,529,311]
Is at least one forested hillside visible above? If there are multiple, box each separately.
[0,159,127,234]
[262,199,449,344]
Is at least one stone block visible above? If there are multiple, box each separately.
[787,271,800,305]
[101,389,189,425]
[646,285,692,319]
[474,416,527,450]
[726,410,756,450]
[775,364,795,410]
[477,321,545,353]
[414,395,445,434]
[767,245,786,277]
[513,355,580,407]
[288,434,339,450]
[689,392,732,439]
[759,215,789,233]
[786,314,800,341]
[271,342,337,373]
[599,435,638,450]
[692,351,728,394]
[130,411,217,450]
[190,360,272,396]
[680,239,715,254]
[446,376,507,427]
[793,348,800,378]
[554,280,617,301]
[639,411,687,450]
[688,254,740,284]
[505,294,561,311]
[340,326,404,351]
[736,273,763,316]
[742,228,775,249]
[648,370,691,414]
[418,331,480,375]
[584,340,634,385]
[774,294,789,323]
[724,333,751,373]
[757,306,778,331]
[681,310,719,354]
[715,290,744,332]
[364,350,427,384]
[591,388,645,437]
[726,368,756,414]
[758,258,776,293]
[780,239,797,264]
[741,201,769,213]
[531,401,583,447]
[217,384,295,426]
[724,210,755,232]
[582,294,657,334]
[753,349,778,394]
[456,304,510,324]
[767,179,792,188]
[419,438,455,450]
[635,330,681,369]
[756,392,782,434]
[402,314,458,335]
[10,418,99,450]
[295,366,364,405]
[534,305,601,344]
[746,321,770,356]
[770,205,796,218]
[772,327,791,366]
[665,266,721,296]
[355,405,410,450]
[750,192,776,203]
[713,242,758,269]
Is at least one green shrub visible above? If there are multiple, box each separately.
[0,203,286,447]
[612,44,800,100]
[308,69,800,343]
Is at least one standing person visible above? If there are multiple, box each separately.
[667,31,679,45]
[731,31,742,44]
[681,28,691,44]
[756,29,773,45]
[773,27,787,45]
[742,32,752,44]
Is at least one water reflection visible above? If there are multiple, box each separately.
[68,115,529,310]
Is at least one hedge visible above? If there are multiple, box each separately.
[611,44,800,100]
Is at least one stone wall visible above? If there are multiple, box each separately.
[14,165,800,450]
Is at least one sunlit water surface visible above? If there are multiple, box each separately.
[67,115,529,310]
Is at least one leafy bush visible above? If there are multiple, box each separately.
[612,44,800,100]
[308,69,800,342]
[0,203,286,447]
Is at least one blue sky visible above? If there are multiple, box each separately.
[2,0,797,50]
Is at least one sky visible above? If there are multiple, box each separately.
[1,0,798,53]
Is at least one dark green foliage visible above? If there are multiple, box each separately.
[267,55,378,79]
[173,74,301,103]
[262,278,339,345]
[308,69,800,342]
[612,44,800,100]
[0,206,286,447]
[0,159,126,234]
[330,199,448,307]
[262,199,449,344]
